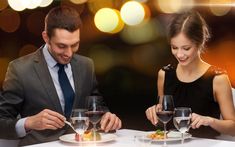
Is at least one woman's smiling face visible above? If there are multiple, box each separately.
[171,32,200,66]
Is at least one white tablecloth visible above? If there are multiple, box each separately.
[23,129,235,147]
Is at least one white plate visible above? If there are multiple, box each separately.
[148,131,192,142]
[59,133,117,144]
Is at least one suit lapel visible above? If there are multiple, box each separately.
[71,57,82,108]
[33,48,63,114]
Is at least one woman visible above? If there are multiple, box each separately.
[145,11,235,138]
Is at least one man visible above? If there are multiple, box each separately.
[0,6,121,146]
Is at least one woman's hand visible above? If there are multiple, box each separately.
[145,104,162,125]
[191,113,214,129]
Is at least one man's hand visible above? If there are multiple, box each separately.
[100,112,121,132]
[25,109,66,131]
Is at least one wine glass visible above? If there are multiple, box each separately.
[173,107,192,144]
[85,96,106,140]
[156,95,174,147]
[70,109,89,141]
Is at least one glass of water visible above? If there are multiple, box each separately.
[71,109,89,141]
[173,107,192,144]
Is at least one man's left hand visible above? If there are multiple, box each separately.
[100,112,122,132]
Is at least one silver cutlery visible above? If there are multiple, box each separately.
[64,120,78,134]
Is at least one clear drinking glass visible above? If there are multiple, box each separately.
[173,107,192,144]
[156,95,174,147]
[70,109,89,141]
[85,96,107,140]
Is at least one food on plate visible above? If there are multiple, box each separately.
[75,133,82,141]
[83,130,101,141]
[147,129,165,140]
[75,130,101,141]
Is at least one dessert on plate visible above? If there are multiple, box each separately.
[75,130,101,141]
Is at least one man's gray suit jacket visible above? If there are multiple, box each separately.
[0,46,99,146]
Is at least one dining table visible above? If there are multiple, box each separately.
[23,129,235,147]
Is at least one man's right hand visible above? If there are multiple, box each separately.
[25,109,66,131]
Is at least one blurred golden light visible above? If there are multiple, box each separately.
[70,0,88,4]
[181,0,194,11]
[19,44,37,57]
[142,3,151,20]
[0,57,10,85]
[8,0,26,11]
[135,0,148,2]
[61,0,85,14]
[154,0,176,13]
[88,44,115,74]
[120,19,159,44]
[88,0,113,14]
[27,11,45,36]
[110,10,125,34]
[0,8,20,33]
[39,0,53,7]
[154,0,194,13]
[27,0,42,9]
[20,0,31,8]
[8,0,44,10]
[204,40,235,87]
[94,8,124,34]
[0,0,8,11]
[131,45,158,75]
[120,1,145,26]
[209,0,231,16]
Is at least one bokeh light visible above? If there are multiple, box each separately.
[142,3,151,20]
[19,0,31,8]
[39,0,53,7]
[120,19,160,45]
[88,44,116,74]
[94,8,124,34]
[70,0,88,4]
[131,45,159,75]
[8,0,26,11]
[120,1,145,26]
[135,0,149,2]
[0,8,20,33]
[0,0,8,11]
[154,0,194,13]
[61,0,85,14]
[19,44,38,57]
[209,0,232,16]
[88,0,114,14]
[27,11,45,36]
[26,0,42,9]
[0,57,10,85]
[204,40,235,87]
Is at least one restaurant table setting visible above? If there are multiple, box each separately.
[23,129,235,147]
[23,94,235,147]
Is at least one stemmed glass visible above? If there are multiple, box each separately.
[156,95,174,147]
[173,107,192,144]
[70,109,89,141]
[85,96,106,140]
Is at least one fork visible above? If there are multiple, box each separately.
[64,120,78,134]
